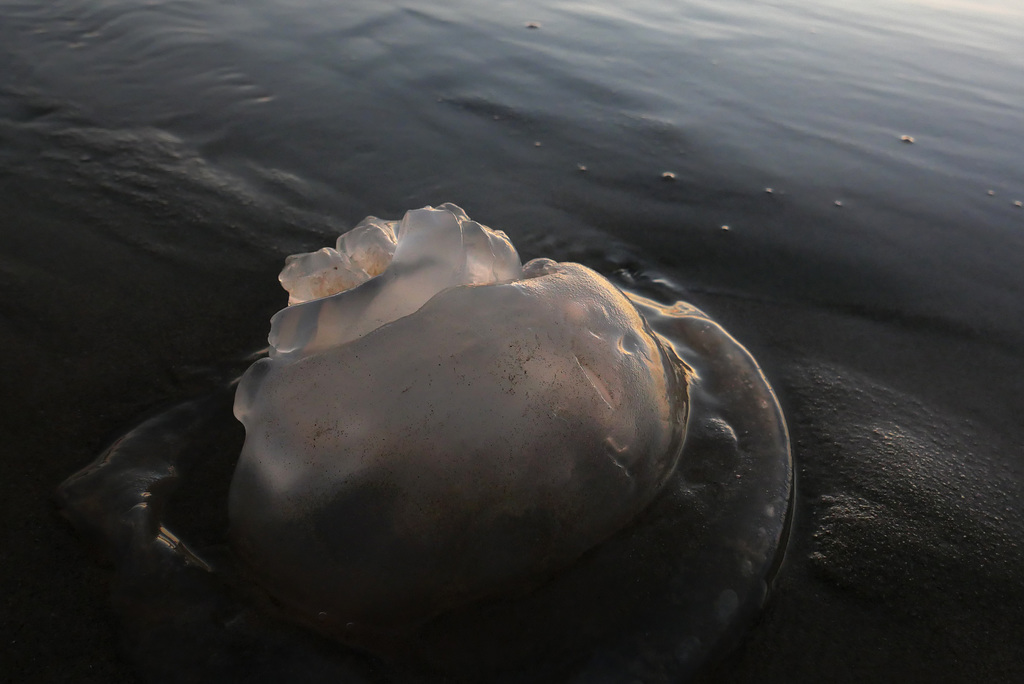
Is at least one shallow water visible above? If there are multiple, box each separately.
[2,0,1023,681]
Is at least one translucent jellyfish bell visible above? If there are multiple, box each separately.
[231,204,688,636]
[55,204,792,683]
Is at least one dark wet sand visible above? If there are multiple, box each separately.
[3,179,1022,682]
[2,0,1023,678]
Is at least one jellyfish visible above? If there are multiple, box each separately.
[56,204,792,683]
[230,204,687,641]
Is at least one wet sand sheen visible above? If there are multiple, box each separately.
[1,0,1023,681]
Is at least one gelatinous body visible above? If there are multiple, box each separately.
[55,206,791,683]
[231,204,687,636]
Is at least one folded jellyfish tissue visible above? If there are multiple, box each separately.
[230,203,688,637]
